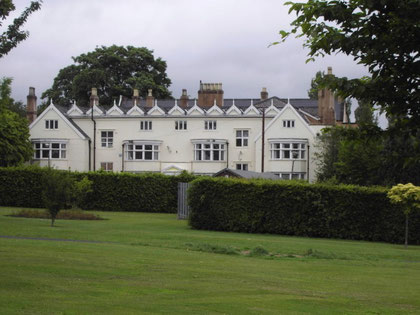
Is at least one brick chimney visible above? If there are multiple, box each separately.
[146,89,154,108]
[198,82,223,108]
[26,87,37,124]
[317,67,336,125]
[133,89,140,106]
[260,87,268,100]
[89,87,99,107]
[179,89,189,108]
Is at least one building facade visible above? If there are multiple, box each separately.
[28,75,346,181]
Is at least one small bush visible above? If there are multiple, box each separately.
[185,243,239,255]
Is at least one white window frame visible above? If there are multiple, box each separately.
[283,120,295,128]
[236,163,248,171]
[101,131,113,148]
[192,140,226,161]
[175,120,187,130]
[33,140,67,160]
[140,121,152,131]
[45,119,58,130]
[270,141,306,160]
[204,120,217,130]
[125,141,160,161]
[236,129,249,147]
[100,162,113,172]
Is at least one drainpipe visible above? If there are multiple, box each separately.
[261,107,265,172]
[226,141,229,169]
[90,102,96,171]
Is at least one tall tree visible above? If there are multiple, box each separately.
[307,71,324,99]
[42,45,173,107]
[0,77,33,166]
[0,0,42,58]
[276,0,420,136]
[355,100,376,126]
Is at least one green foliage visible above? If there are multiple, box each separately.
[0,0,42,58]
[0,166,198,213]
[42,45,173,107]
[41,168,76,226]
[307,70,324,99]
[388,184,420,215]
[315,125,420,186]
[0,78,33,166]
[278,0,420,136]
[188,177,420,244]
[355,99,377,126]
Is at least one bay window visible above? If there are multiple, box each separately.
[192,139,226,161]
[33,140,67,159]
[125,141,161,161]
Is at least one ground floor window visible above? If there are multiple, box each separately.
[33,141,67,159]
[125,142,160,161]
[194,142,226,161]
[236,163,248,171]
[100,162,113,171]
[273,172,306,180]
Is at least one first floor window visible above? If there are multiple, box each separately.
[194,142,225,161]
[45,120,58,129]
[100,162,113,171]
[236,163,248,171]
[204,120,217,130]
[236,130,249,147]
[126,144,159,161]
[33,142,66,159]
[175,120,187,130]
[101,131,113,148]
[273,172,306,180]
[270,142,306,160]
[140,121,152,130]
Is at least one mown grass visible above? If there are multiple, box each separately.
[0,206,419,314]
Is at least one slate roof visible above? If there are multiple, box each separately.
[55,96,344,122]
[213,168,280,180]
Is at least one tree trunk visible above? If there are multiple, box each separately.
[51,216,55,227]
[405,213,409,249]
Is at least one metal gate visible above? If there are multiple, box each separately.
[177,182,190,219]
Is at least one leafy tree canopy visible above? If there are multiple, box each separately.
[0,0,42,58]
[307,70,324,99]
[42,45,173,107]
[0,77,33,166]
[277,0,420,135]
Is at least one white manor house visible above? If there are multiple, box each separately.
[28,72,349,181]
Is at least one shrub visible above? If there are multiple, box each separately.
[188,177,420,244]
[0,166,197,213]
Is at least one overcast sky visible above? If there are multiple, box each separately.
[2,0,369,109]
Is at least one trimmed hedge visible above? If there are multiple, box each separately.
[0,166,197,213]
[188,177,420,244]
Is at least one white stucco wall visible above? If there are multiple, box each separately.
[30,104,329,181]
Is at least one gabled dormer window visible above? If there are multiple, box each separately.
[45,120,58,129]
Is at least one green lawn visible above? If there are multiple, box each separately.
[0,207,419,314]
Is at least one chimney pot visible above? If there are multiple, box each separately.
[91,87,97,96]
[133,89,139,97]
[328,67,333,75]
[148,89,153,97]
